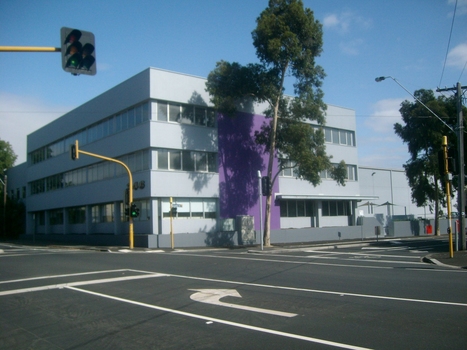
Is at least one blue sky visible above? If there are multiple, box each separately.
[1,0,466,167]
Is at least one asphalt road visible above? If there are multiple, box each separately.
[0,237,466,349]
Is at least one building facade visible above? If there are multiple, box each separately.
[7,68,409,247]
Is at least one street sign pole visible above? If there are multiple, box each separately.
[258,171,263,251]
[170,197,174,249]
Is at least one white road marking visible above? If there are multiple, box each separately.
[189,288,297,317]
[127,269,467,308]
[0,269,132,285]
[65,285,372,350]
[168,251,467,273]
[0,273,167,296]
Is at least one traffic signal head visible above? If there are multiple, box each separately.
[61,27,96,75]
[70,140,79,160]
[130,203,140,218]
[261,176,271,196]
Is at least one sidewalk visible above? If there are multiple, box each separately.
[424,250,467,269]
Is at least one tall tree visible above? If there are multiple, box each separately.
[206,0,346,246]
[0,139,17,175]
[394,89,465,234]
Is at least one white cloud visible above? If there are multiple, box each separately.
[323,11,372,34]
[323,11,371,55]
[447,42,467,69]
[0,92,71,165]
[365,98,404,134]
[323,14,339,28]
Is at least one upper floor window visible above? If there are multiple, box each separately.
[324,127,355,146]
[153,101,216,128]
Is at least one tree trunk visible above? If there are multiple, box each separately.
[263,66,287,247]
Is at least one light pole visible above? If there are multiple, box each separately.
[375,76,465,251]
[375,76,454,133]
[0,173,6,238]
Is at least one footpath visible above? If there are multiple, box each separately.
[424,250,467,269]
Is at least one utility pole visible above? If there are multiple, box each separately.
[437,83,467,250]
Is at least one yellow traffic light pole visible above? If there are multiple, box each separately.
[442,136,454,259]
[72,141,135,249]
[0,46,61,52]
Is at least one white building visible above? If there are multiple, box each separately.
[6,67,430,247]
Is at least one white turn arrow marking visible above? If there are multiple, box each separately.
[189,289,297,318]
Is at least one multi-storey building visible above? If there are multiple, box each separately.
[7,67,406,247]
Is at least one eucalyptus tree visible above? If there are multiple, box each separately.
[206,0,346,246]
[394,89,462,234]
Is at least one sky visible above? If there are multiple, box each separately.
[0,0,466,168]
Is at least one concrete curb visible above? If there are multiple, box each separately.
[422,256,464,269]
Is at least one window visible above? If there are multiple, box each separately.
[195,152,207,171]
[207,153,217,172]
[157,150,168,169]
[28,102,150,166]
[181,105,194,124]
[158,102,168,121]
[49,209,64,225]
[280,159,297,177]
[183,151,195,171]
[102,203,114,222]
[169,103,180,122]
[92,205,100,223]
[162,198,217,219]
[128,108,135,128]
[68,207,85,224]
[339,130,347,145]
[347,165,357,181]
[322,201,349,216]
[323,127,355,146]
[332,129,339,144]
[280,200,314,217]
[155,149,217,173]
[195,107,205,126]
[170,151,181,170]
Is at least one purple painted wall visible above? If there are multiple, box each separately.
[217,112,281,230]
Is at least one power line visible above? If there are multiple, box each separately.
[438,0,458,88]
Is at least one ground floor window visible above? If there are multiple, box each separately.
[322,201,350,216]
[92,203,114,223]
[49,209,64,225]
[68,206,86,224]
[162,198,217,219]
[280,200,314,217]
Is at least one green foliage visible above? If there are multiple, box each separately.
[393,89,464,207]
[0,139,17,175]
[206,0,346,188]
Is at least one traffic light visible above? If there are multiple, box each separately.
[130,203,140,218]
[61,27,96,75]
[438,149,446,175]
[171,207,177,216]
[447,148,457,174]
[261,176,271,196]
[70,140,79,160]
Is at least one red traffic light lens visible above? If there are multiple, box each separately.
[64,29,82,44]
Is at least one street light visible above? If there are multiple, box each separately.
[375,76,454,133]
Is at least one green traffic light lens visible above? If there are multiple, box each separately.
[66,53,82,68]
